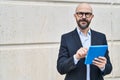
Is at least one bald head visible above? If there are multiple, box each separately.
[74,3,94,31]
[75,3,93,13]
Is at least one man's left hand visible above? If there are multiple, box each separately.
[93,56,107,70]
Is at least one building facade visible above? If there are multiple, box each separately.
[0,0,120,80]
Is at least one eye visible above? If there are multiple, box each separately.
[76,12,84,17]
[85,13,92,18]
[76,12,92,18]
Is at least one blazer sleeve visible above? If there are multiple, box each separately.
[102,34,113,76]
[57,35,77,75]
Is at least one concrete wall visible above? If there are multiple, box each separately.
[0,0,120,80]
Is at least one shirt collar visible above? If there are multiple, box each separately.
[77,27,91,36]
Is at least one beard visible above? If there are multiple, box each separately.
[77,18,90,30]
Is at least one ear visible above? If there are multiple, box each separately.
[92,14,94,18]
[74,14,76,17]
[74,13,77,18]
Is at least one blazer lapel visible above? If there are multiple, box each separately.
[72,29,96,46]
[91,29,97,45]
[72,29,83,48]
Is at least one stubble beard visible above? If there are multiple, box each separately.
[77,19,90,30]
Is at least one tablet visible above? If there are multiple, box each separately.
[85,45,108,64]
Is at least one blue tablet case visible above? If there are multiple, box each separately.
[85,45,108,64]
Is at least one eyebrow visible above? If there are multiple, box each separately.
[76,12,92,14]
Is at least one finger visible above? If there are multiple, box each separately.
[79,48,87,54]
[93,60,106,69]
[98,56,106,60]
[82,48,88,52]
[94,58,106,63]
[78,50,84,55]
[92,62,101,68]
[93,60,103,65]
[98,57,107,64]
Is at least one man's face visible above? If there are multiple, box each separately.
[74,4,94,30]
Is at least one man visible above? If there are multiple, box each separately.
[57,3,112,80]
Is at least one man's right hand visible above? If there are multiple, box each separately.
[74,47,88,60]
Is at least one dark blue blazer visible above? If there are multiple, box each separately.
[57,29,112,80]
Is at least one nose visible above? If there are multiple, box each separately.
[82,14,86,18]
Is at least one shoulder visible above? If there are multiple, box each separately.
[91,29,106,37]
[61,29,77,38]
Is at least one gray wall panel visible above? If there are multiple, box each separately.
[0,1,120,80]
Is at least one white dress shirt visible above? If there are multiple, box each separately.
[74,27,91,80]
